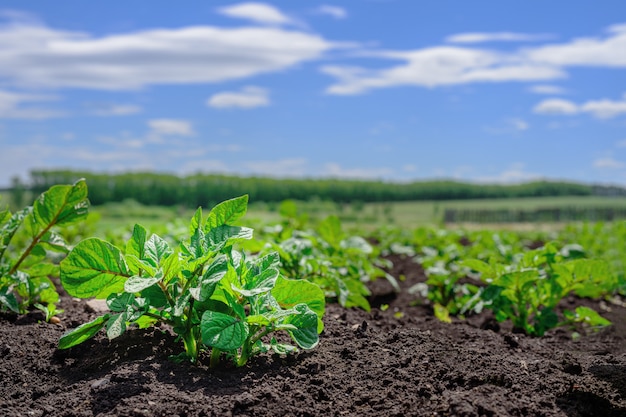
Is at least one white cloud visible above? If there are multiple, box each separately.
[89,104,142,116]
[533,94,626,119]
[525,25,626,67]
[316,5,347,20]
[510,118,529,131]
[528,84,566,95]
[616,139,626,148]
[148,119,194,136]
[0,19,332,90]
[207,86,270,109]
[484,117,529,134]
[322,47,565,95]
[594,157,625,169]
[446,32,553,44]
[533,98,579,115]
[218,2,295,26]
[0,89,65,119]
[323,23,626,96]
[580,99,626,119]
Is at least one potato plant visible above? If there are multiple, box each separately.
[463,242,614,336]
[0,180,89,320]
[58,195,325,367]
[263,215,397,311]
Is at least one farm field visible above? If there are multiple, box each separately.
[83,194,626,234]
[2,183,626,416]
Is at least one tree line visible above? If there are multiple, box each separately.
[17,169,605,207]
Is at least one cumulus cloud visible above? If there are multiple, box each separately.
[528,84,567,95]
[525,24,626,67]
[323,23,626,95]
[148,119,194,136]
[316,5,347,20]
[533,94,626,119]
[0,89,65,119]
[594,157,625,169]
[533,98,579,115]
[580,99,626,119]
[322,47,564,95]
[218,2,295,26]
[89,104,142,116]
[0,18,333,90]
[446,32,553,44]
[207,86,270,109]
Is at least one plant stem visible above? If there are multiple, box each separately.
[181,330,198,364]
[209,347,221,368]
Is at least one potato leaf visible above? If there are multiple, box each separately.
[58,314,110,349]
[60,238,130,298]
[33,179,89,227]
[201,310,248,351]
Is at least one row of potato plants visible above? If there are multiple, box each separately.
[1,182,325,367]
[376,225,619,336]
[1,181,623,368]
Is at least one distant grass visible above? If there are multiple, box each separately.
[5,191,626,235]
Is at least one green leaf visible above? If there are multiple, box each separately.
[125,254,157,277]
[38,231,70,254]
[206,195,248,229]
[161,252,181,284]
[232,267,279,297]
[58,314,109,349]
[0,288,19,313]
[126,224,147,259]
[317,215,343,248]
[107,292,135,312]
[0,207,30,260]
[283,304,319,349]
[272,276,325,332]
[190,256,228,301]
[189,207,203,236]
[125,276,161,293]
[143,234,172,268]
[572,306,611,328]
[201,310,248,351]
[33,179,89,227]
[459,259,495,278]
[60,238,130,298]
[106,312,127,339]
[340,236,372,254]
[206,225,253,251]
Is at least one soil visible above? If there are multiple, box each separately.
[2,254,626,417]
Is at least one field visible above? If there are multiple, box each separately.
[81,195,626,234]
[2,184,626,416]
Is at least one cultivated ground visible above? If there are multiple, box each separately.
[1,255,625,417]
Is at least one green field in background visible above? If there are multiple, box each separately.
[3,191,626,235]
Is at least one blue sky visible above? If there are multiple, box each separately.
[1,1,626,187]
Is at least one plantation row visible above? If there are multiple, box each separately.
[444,207,626,223]
[21,169,602,206]
[1,180,623,368]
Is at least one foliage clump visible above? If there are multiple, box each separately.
[59,195,325,367]
[0,180,88,320]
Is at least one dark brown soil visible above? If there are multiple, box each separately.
[2,254,626,417]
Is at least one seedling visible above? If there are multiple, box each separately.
[58,195,325,367]
[0,180,88,319]
[462,243,613,336]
